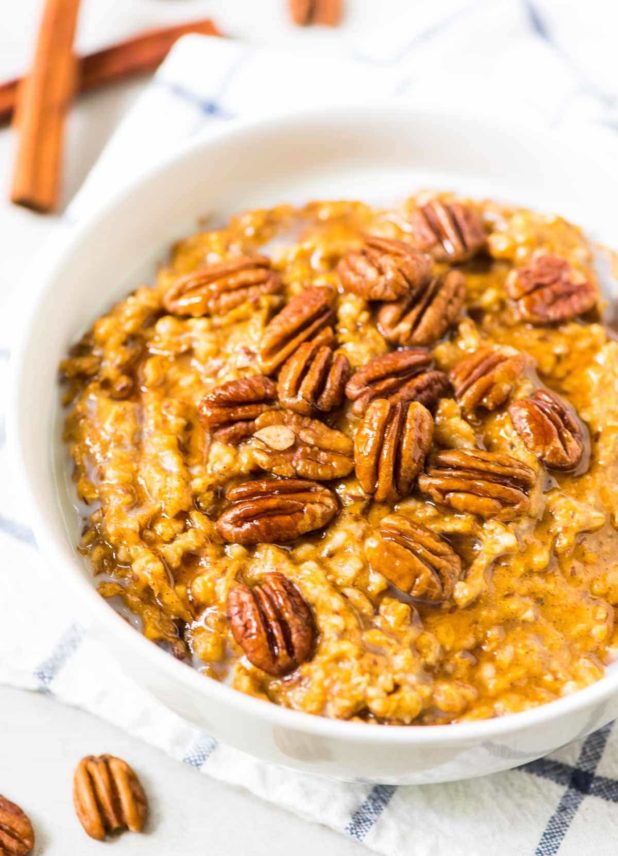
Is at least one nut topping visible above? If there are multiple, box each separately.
[338,237,433,302]
[259,286,337,375]
[73,755,148,841]
[409,199,486,262]
[199,375,277,443]
[163,255,281,317]
[228,572,316,676]
[355,400,433,503]
[217,478,339,543]
[366,514,461,602]
[418,449,536,521]
[0,796,34,856]
[278,341,350,416]
[450,346,527,414]
[506,255,598,324]
[345,348,450,416]
[509,389,588,471]
[249,410,354,481]
[377,271,466,347]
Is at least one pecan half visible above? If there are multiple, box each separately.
[217,478,339,543]
[73,755,147,841]
[228,572,316,676]
[278,342,350,416]
[377,271,466,347]
[508,389,588,471]
[506,255,598,324]
[259,286,336,375]
[418,449,536,520]
[338,237,433,302]
[163,255,281,317]
[355,400,433,503]
[0,796,34,856]
[199,375,277,443]
[345,348,450,416]
[366,514,461,602]
[249,410,354,481]
[450,346,527,414]
[409,199,486,262]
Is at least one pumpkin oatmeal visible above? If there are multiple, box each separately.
[60,192,618,725]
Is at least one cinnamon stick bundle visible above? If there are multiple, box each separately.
[11,0,82,212]
[0,19,219,128]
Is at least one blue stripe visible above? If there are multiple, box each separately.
[0,514,36,545]
[34,623,85,691]
[534,723,613,855]
[182,735,218,769]
[345,784,396,842]
[522,0,550,40]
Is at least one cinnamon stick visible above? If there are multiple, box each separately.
[0,19,219,128]
[11,0,81,213]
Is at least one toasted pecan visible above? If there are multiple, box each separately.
[228,572,316,676]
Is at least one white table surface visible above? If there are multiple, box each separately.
[0,3,375,853]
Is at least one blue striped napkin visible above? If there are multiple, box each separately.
[3,3,618,853]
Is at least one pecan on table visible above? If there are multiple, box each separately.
[73,755,147,841]
[377,271,466,347]
[355,400,433,503]
[418,449,536,521]
[409,199,486,263]
[366,514,461,602]
[0,795,34,856]
[450,346,527,414]
[345,348,450,416]
[199,375,277,443]
[228,571,316,676]
[506,255,598,324]
[259,286,336,375]
[249,409,354,481]
[288,0,343,26]
[163,255,281,317]
[338,237,433,302]
[216,478,339,543]
[509,389,588,471]
[278,341,350,416]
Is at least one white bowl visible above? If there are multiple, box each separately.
[11,105,618,784]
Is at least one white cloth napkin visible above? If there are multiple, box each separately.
[3,3,618,854]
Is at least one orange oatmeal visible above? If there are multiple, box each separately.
[60,192,618,725]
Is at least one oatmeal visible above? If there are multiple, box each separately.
[61,192,618,725]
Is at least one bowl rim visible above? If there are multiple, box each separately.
[11,102,618,746]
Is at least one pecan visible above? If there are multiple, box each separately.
[216,478,339,543]
[506,255,598,324]
[409,199,486,262]
[199,375,277,443]
[345,348,450,416]
[0,796,34,856]
[450,346,527,414]
[259,286,336,375]
[338,237,433,302]
[73,755,147,841]
[418,449,536,521]
[278,342,350,416]
[288,0,343,26]
[377,271,466,347]
[366,514,461,602]
[248,410,354,481]
[228,572,316,676]
[508,389,588,471]
[163,255,282,317]
[355,400,433,502]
